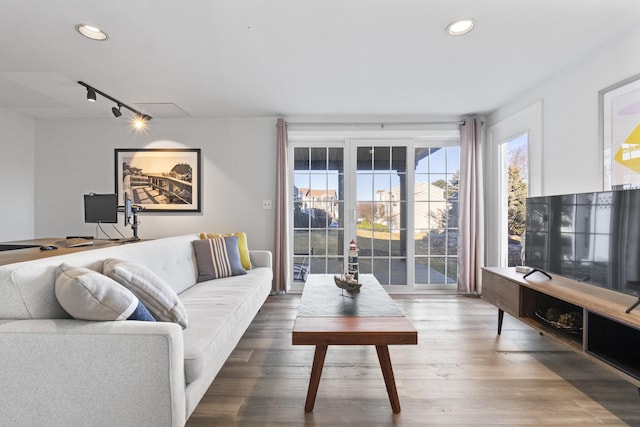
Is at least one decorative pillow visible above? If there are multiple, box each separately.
[192,236,247,282]
[103,258,188,329]
[54,263,155,322]
[200,231,252,270]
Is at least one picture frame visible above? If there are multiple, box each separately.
[114,148,201,212]
[601,73,640,190]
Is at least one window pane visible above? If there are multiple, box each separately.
[328,147,343,173]
[447,147,460,171]
[327,257,343,276]
[373,235,390,256]
[294,147,309,170]
[373,147,391,170]
[293,230,310,254]
[392,147,407,172]
[390,259,407,285]
[374,174,391,198]
[390,232,404,257]
[359,258,372,275]
[327,229,344,256]
[415,231,429,255]
[447,257,458,284]
[429,148,446,173]
[415,258,428,283]
[357,174,374,201]
[373,258,389,284]
[430,257,446,284]
[357,147,373,170]
[310,147,326,171]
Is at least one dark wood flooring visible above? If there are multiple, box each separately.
[186,294,640,426]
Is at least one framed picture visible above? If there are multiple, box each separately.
[115,148,201,212]
[601,73,640,190]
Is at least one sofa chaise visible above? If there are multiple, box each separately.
[0,234,272,427]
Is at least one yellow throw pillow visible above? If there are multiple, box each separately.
[200,231,251,270]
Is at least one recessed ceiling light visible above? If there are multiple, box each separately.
[75,24,108,41]
[446,19,476,36]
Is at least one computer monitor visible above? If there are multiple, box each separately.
[84,193,118,223]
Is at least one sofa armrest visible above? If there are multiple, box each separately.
[0,319,186,427]
[249,250,272,269]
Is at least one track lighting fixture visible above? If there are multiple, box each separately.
[77,81,152,125]
[86,88,97,102]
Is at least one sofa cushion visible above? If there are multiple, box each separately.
[179,267,272,383]
[103,258,188,329]
[54,263,155,321]
[200,231,252,270]
[192,236,246,282]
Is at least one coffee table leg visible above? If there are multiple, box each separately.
[376,345,401,413]
[305,345,328,412]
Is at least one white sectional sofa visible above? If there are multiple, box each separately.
[0,234,272,427]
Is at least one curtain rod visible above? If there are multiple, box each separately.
[285,120,465,127]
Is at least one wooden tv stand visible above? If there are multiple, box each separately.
[482,267,640,387]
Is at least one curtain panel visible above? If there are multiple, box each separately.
[273,118,290,293]
[458,118,484,294]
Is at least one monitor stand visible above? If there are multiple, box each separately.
[120,209,141,243]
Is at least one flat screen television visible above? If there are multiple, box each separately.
[84,193,118,224]
[525,188,640,297]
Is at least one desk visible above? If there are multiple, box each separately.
[0,238,132,266]
[292,274,417,413]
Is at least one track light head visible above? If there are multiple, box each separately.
[133,114,150,130]
[112,104,122,118]
[86,88,96,102]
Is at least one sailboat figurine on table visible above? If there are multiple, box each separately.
[334,272,362,293]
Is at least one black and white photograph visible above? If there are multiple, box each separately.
[115,148,201,212]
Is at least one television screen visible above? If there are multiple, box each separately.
[84,193,118,224]
[525,189,640,297]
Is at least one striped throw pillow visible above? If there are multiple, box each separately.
[192,236,247,282]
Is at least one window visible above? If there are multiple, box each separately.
[503,134,528,267]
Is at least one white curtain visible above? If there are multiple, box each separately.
[458,118,484,294]
[273,118,290,294]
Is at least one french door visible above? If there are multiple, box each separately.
[290,137,459,291]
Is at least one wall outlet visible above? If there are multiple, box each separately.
[262,199,272,209]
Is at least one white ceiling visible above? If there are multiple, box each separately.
[1,0,640,119]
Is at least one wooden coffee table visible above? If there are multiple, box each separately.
[292,274,417,413]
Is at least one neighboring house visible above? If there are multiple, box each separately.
[375,182,448,230]
[295,187,339,222]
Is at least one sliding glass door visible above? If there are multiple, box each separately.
[414,146,460,287]
[289,134,459,291]
[355,145,407,285]
[293,146,344,281]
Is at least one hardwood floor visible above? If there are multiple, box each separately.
[186,294,640,426]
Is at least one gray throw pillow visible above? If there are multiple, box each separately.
[54,263,154,322]
[103,258,188,329]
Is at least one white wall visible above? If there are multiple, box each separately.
[0,108,35,241]
[34,117,277,254]
[488,25,640,195]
